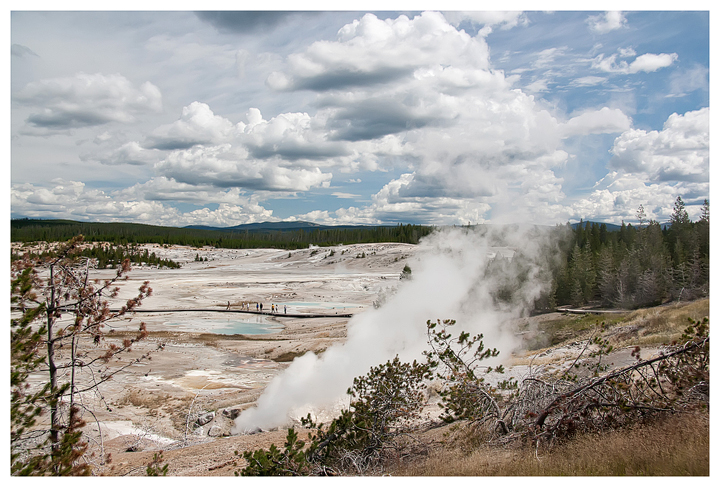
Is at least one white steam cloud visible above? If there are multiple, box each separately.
[233,225,560,433]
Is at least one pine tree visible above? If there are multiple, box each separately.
[589,223,601,254]
[668,196,694,266]
[700,199,709,223]
[670,196,690,227]
[596,243,617,306]
[697,199,710,260]
[636,204,647,227]
[566,245,596,305]
[11,236,157,475]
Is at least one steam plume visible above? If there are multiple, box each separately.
[233,225,559,433]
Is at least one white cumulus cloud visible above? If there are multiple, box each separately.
[609,107,708,182]
[14,72,162,131]
[155,144,333,192]
[144,101,239,150]
[592,52,678,74]
[84,141,162,166]
[627,53,679,73]
[562,107,632,137]
[12,179,276,227]
[565,108,710,224]
[587,11,627,34]
[267,12,490,92]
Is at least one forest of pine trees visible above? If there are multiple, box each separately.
[10,242,181,269]
[553,197,709,309]
[10,220,434,249]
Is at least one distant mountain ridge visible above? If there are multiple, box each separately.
[13,217,630,233]
[11,217,638,251]
[190,220,630,233]
[185,221,333,232]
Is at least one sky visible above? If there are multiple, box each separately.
[9,5,712,228]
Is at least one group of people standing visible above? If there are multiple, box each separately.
[256,302,287,314]
[226,301,288,314]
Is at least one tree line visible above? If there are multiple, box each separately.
[11,242,181,269]
[10,220,434,249]
[552,197,709,309]
[11,196,709,310]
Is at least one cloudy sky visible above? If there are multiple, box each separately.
[10,7,711,228]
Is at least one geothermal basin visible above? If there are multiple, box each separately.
[25,242,418,447]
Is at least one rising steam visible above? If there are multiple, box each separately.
[233,225,560,434]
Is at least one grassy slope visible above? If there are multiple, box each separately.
[396,410,709,476]
[394,299,710,476]
[523,299,710,351]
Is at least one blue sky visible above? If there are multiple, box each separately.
[10,6,711,227]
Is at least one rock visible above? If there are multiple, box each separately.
[196,411,215,426]
[200,414,235,437]
[221,407,241,420]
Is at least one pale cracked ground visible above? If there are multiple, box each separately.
[17,242,662,476]
[19,242,421,475]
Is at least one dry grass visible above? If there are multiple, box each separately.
[117,389,173,410]
[523,312,629,350]
[618,299,710,346]
[523,299,709,351]
[274,350,309,362]
[392,300,710,477]
[394,410,709,476]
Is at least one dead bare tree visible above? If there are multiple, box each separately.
[425,318,709,448]
[238,317,708,476]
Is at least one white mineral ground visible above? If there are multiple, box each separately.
[15,243,419,470]
[14,241,662,475]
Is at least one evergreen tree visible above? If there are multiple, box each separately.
[11,237,157,475]
[596,243,617,306]
[670,196,690,227]
[668,196,694,267]
[566,244,596,305]
[697,199,710,260]
[599,223,608,245]
[636,204,647,226]
[555,195,706,309]
[700,199,709,223]
[589,223,601,254]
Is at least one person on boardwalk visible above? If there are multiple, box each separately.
[284,305,287,314]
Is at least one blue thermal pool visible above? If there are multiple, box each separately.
[164,315,283,335]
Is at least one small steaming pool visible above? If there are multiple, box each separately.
[164,315,284,335]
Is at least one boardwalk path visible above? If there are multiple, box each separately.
[13,306,355,319]
[120,308,355,319]
[555,307,626,315]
